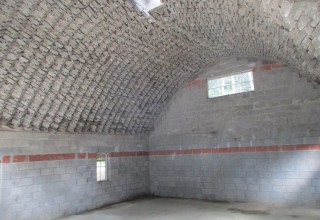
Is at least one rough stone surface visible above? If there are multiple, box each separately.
[1,0,320,135]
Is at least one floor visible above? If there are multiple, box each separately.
[60,197,320,220]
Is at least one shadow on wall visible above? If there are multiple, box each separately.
[149,148,320,208]
[219,150,320,207]
[0,162,2,205]
[280,151,320,207]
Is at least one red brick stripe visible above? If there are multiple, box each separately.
[1,144,320,163]
[108,151,148,157]
[29,153,76,162]
[2,153,78,164]
[13,155,28,163]
[2,155,11,163]
[185,79,207,88]
[252,63,286,73]
[77,153,87,159]
[88,153,97,159]
[149,144,320,156]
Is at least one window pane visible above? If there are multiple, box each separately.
[208,88,222,98]
[97,154,107,181]
[208,78,222,89]
[224,76,233,86]
[135,0,163,11]
[208,71,254,98]
[234,72,250,83]
[223,85,233,94]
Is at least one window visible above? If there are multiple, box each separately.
[208,70,254,98]
[97,153,107,182]
[133,0,163,11]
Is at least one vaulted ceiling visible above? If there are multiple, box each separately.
[1,0,319,135]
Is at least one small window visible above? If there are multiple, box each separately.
[208,70,254,98]
[134,0,163,11]
[97,153,107,182]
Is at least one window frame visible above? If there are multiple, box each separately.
[207,70,254,99]
[96,153,108,182]
[134,0,164,12]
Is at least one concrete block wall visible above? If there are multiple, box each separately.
[149,147,320,207]
[1,57,320,219]
[150,58,320,149]
[0,132,149,220]
[149,58,320,207]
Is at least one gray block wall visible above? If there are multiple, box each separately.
[0,132,149,220]
[150,58,320,149]
[1,57,320,219]
[149,58,320,207]
[150,151,320,207]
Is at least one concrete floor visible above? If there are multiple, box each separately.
[60,197,320,220]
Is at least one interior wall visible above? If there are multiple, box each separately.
[1,57,320,219]
[0,132,149,220]
[149,58,320,207]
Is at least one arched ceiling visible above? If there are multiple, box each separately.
[0,0,319,135]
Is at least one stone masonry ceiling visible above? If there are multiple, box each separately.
[1,0,320,135]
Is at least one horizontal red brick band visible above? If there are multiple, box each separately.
[108,151,148,157]
[29,153,76,162]
[252,63,286,73]
[88,153,97,159]
[2,153,90,164]
[0,151,147,164]
[77,153,86,159]
[2,155,11,163]
[1,144,319,163]
[185,79,207,88]
[149,144,320,156]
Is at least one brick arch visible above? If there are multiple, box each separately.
[0,0,319,134]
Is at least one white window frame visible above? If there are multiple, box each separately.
[207,70,254,99]
[96,153,108,182]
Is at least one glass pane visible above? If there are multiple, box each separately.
[223,85,233,95]
[208,88,221,98]
[234,72,250,83]
[224,76,233,86]
[97,166,105,181]
[97,153,107,181]
[235,82,254,93]
[135,0,163,11]
[97,161,105,166]
[208,78,222,89]
[208,71,254,98]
